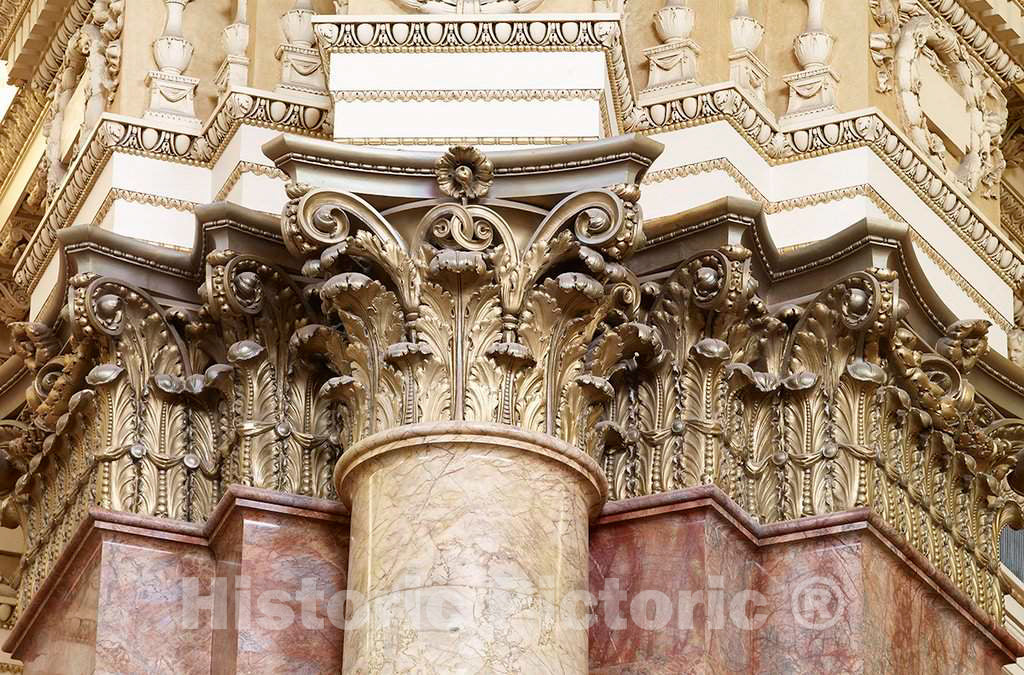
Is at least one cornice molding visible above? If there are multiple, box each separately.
[0,0,38,57]
[0,88,45,201]
[2,88,331,320]
[333,87,604,102]
[91,188,198,228]
[920,0,1024,85]
[1003,182,1024,245]
[10,86,1021,324]
[643,157,1012,331]
[629,84,1024,290]
[331,135,601,146]
[313,13,616,52]
[214,161,287,203]
[3,15,1022,332]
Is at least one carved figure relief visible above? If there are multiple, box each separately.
[42,0,124,197]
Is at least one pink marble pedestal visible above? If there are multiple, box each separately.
[5,486,349,674]
[588,486,1023,674]
[7,482,1022,673]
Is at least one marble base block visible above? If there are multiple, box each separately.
[6,486,349,675]
[588,487,1022,674]
[208,490,349,674]
[335,421,607,674]
[9,517,214,674]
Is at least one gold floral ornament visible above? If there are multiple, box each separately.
[435,146,494,201]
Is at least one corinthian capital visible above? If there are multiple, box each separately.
[266,135,662,451]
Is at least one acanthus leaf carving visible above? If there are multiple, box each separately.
[7,135,1024,630]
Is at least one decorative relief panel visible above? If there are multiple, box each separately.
[200,250,340,496]
[870,0,1008,198]
[1,245,344,610]
[599,241,1023,619]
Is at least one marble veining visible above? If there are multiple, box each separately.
[337,422,606,674]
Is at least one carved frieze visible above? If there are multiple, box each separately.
[201,249,340,496]
[600,239,1023,617]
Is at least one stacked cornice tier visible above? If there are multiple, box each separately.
[3,0,1024,672]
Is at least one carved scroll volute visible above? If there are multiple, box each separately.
[10,320,93,435]
[285,186,416,310]
[496,186,645,445]
[69,273,220,521]
[888,319,988,442]
[0,421,29,533]
[282,187,422,448]
[409,183,646,444]
[1,314,100,597]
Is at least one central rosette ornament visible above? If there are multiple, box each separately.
[435,145,494,202]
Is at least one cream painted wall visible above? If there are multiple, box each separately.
[184,0,234,119]
[248,0,336,92]
[112,0,163,119]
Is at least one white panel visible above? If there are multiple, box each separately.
[330,51,607,91]
[642,171,751,220]
[29,254,61,320]
[648,122,773,193]
[59,78,87,159]
[212,126,286,191]
[334,99,602,139]
[75,161,114,226]
[109,154,212,203]
[765,197,880,249]
[109,201,197,249]
[226,172,288,215]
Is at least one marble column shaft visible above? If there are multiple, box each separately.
[335,421,608,674]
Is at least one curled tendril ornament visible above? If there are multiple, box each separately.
[231,270,264,314]
[836,274,879,331]
[428,205,493,251]
[574,207,615,244]
[435,146,493,201]
[311,204,352,239]
[91,291,125,335]
[693,266,721,302]
[686,252,728,308]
